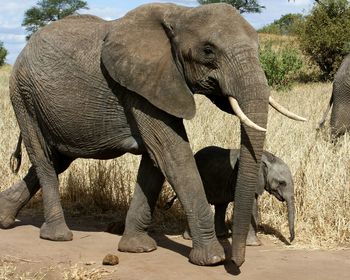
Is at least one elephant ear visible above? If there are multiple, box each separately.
[101,5,195,120]
[257,159,268,195]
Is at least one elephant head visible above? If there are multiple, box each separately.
[260,152,295,242]
[101,3,304,266]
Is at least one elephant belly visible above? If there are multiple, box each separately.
[24,70,143,159]
[37,91,143,159]
[202,175,235,205]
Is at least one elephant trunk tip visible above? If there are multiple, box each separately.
[289,233,295,243]
[231,242,246,268]
[231,256,244,268]
[286,196,295,244]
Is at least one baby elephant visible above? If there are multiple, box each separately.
[181,146,295,246]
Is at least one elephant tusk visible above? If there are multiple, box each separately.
[269,97,307,121]
[229,97,267,132]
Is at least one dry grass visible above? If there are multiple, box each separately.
[0,257,116,280]
[62,264,116,280]
[0,257,48,280]
[259,33,300,48]
[0,61,349,251]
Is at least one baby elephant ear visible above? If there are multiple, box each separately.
[101,5,195,120]
[257,159,268,195]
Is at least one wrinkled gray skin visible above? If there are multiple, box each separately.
[319,54,350,137]
[0,3,270,266]
[182,147,295,245]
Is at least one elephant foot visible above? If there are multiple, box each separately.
[0,192,21,228]
[118,232,157,253]
[189,240,225,266]
[0,211,16,229]
[246,234,262,246]
[40,221,73,241]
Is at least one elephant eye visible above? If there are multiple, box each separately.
[203,45,215,57]
[279,180,287,187]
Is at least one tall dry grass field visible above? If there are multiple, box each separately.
[0,64,349,249]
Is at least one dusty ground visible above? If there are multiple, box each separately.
[0,212,349,280]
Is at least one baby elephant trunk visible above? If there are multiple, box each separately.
[286,196,295,242]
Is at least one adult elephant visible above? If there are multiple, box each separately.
[319,54,350,137]
[0,3,304,267]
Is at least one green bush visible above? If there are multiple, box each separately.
[0,41,8,66]
[259,41,303,90]
[298,0,350,80]
[258,13,304,35]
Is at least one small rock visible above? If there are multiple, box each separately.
[102,254,119,266]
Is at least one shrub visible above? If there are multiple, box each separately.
[258,13,304,35]
[298,0,350,80]
[0,41,8,66]
[259,41,303,90]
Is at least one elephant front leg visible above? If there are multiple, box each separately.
[118,154,165,253]
[0,166,39,228]
[130,106,224,266]
[246,197,262,246]
[153,142,224,265]
[171,151,224,265]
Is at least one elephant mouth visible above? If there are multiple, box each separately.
[268,190,285,202]
[275,193,285,202]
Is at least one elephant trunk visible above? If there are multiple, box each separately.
[227,50,269,267]
[286,196,295,242]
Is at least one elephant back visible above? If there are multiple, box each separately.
[21,15,110,79]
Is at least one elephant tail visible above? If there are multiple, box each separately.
[10,133,22,174]
[318,91,334,129]
[163,195,177,210]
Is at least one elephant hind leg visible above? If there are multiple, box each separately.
[246,223,262,246]
[10,90,73,241]
[0,166,39,228]
[0,151,72,229]
[0,152,72,232]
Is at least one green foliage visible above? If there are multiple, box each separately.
[298,0,350,80]
[197,0,264,14]
[0,41,8,66]
[22,0,89,40]
[258,13,304,35]
[259,41,303,90]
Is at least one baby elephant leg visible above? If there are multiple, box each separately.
[246,197,262,246]
[214,203,229,238]
[182,225,192,240]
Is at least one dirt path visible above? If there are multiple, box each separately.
[0,214,349,280]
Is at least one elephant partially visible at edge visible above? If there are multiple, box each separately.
[319,54,350,137]
[0,3,304,267]
[179,147,295,246]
